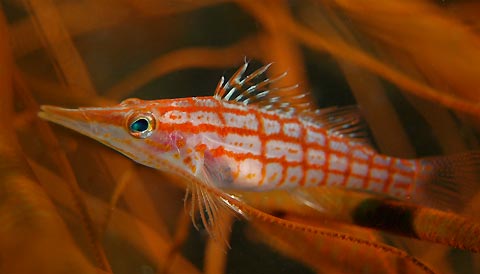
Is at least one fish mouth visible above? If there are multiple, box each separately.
[39,105,87,123]
[38,105,136,159]
[38,105,118,145]
[38,105,95,137]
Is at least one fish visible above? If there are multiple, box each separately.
[39,62,480,237]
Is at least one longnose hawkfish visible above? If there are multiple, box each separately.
[39,63,479,237]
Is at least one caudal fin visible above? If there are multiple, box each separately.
[416,151,480,212]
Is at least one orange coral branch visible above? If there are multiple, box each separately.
[23,0,96,95]
[272,2,480,116]
[105,36,261,100]
[0,9,97,274]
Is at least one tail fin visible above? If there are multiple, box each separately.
[416,151,480,212]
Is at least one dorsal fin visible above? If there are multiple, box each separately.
[214,62,370,143]
[214,62,307,114]
[301,106,369,144]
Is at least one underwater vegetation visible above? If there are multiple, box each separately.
[2,0,480,273]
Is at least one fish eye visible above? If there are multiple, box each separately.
[127,113,155,138]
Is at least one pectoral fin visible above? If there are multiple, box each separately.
[183,150,242,244]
